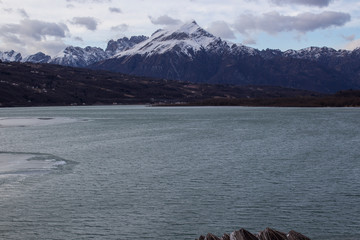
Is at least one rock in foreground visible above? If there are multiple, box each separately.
[197,227,311,240]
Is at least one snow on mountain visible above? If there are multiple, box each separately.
[231,44,259,56]
[1,21,356,68]
[114,21,231,58]
[1,21,360,94]
[105,36,148,56]
[0,50,22,62]
[46,36,148,67]
[50,46,108,67]
[284,46,350,59]
[22,52,51,63]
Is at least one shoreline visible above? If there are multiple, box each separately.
[1,103,360,108]
[2,90,360,108]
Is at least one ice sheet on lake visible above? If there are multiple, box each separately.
[0,117,77,128]
[0,152,69,177]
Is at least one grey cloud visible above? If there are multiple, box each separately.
[111,24,128,32]
[66,0,111,3]
[71,17,98,31]
[271,0,334,7]
[3,8,13,13]
[0,19,69,55]
[149,15,182,26]
[344,39,360,50]
[74,36,84,42]
[243,37,257,45]
[37,41,68,55]
[234,11,351,35]
[0,19,68,41]
[207,21,235,39]
[18,9,29,18]
[342,34,355,42]
[109,7,122,13]
[2,8,29,18]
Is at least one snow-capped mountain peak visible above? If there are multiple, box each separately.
[283,46,350,59]
[22,52,51,63]
[105,35,148,56]
[0,50,22,62]
[115,20,222,58]
[50,46,108,67]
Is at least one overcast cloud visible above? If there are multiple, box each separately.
[18,9,29,18]
[342,34,355,42]
[70,17,98,31]
[345,39,360,50]
[0,19,69,55]
[74,36,84,42]
[0,19,68,41]
[149,15,182,26]
[0,0,358,55]
[270,0,334,7]
[109,7,122,14]
[234,11,351,35]
[207,21,236,39]
[66,0,111,3]
[111,24,128,32]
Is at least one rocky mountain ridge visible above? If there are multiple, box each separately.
[1,21,360,93]
[0,35,148,67]
[92,21,360,93]
[0,50,23,62]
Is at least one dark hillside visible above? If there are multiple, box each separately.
[0,62,321,107]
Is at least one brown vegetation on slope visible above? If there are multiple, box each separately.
[0,61,325,107]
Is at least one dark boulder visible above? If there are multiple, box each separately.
[221,233,230,240]
[205,233,221,240]
[258,228,287,240]
[287,230,311,240]
[198,227,312,240]
[197,235,205,240]
[231,228,258,240]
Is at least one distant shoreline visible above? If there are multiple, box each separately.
[2,98,360,108]
[2,94,360,108]
[153,94,360,107]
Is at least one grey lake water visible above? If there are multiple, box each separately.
[0,106,359,240]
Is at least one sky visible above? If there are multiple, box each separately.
[0,0,360,56]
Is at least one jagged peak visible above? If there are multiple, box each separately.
[114,20,221,58]
[22,52,51,63]
[174,20,200,33]
[105,35,148,54]
[0,50,22,62]
[148,20,215,42]
[283,45,351,59]
[168,20,214,38]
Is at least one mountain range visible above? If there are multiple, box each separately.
[1,21,360,93]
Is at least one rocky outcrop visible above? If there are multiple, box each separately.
[196,228,311,240]
[0,50,22,62]
[105,35,148,56]
[258,228,288,240]
[231,228,258,240]
[50,46,108,67]
[287,230,311,240]
[22,52,51,63]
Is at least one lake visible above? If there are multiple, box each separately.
[0,106,359,240]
